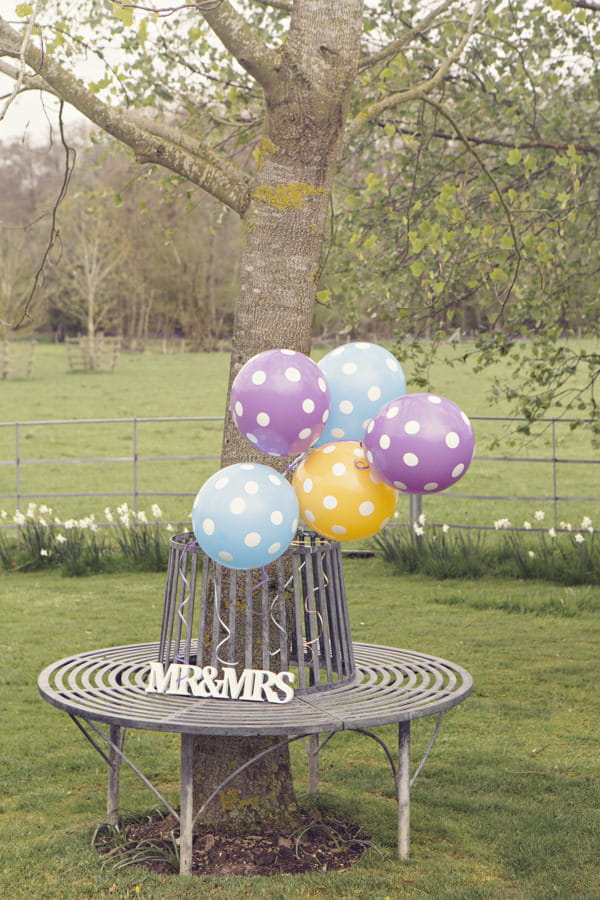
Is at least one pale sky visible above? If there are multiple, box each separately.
[0,0,86,143]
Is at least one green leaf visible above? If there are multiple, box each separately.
[15,3,33,16]
[550,0,572,13]
[316,290,332,305]
[111,2,134,27]
[507,148,522,165]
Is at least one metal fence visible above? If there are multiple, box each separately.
[0,414,598,532]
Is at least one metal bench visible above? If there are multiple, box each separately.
[38,533,472,875]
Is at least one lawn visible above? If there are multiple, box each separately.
[1,559,599,898]
[1,343,599,897]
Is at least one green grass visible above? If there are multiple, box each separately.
[1,558,600,898]
[1,341,598,531]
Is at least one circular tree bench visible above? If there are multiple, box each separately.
[38,534,472,875]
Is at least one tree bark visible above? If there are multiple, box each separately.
[191,0,364,832]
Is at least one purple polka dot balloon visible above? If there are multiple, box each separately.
[363,393,475,494]
[231,349,331,457]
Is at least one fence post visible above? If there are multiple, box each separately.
[15,422,21,512]
[551,418,558,532]
[132,417,138,516]
[408,494,423,531]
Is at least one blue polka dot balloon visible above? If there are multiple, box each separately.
[191,463,299,569]
[315,342,407,446]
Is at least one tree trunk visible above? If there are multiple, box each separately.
[191,0,363,832]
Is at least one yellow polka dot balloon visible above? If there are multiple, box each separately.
[292,441,397,541]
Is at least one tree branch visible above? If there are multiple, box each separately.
[200,0,280,88]
[0,15,253,215]
[384,122,600,158]
[345,0,482,146]
[358,0,458,71]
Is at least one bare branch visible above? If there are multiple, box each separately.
[344,0,482,147]
[110,0,224,18]
[569,1,600,11]
[387,123,600,158]
[359,0,458,72]
[0,102,76,331]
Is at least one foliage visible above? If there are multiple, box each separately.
[0,501,173,575]
[325,0,600,425]
[373,512,600,587]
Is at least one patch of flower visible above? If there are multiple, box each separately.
[0,502,175,575]
[373,509,599,586]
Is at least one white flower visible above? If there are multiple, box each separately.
[165,523,174,532]
[40,548,50,557]
[528,550,535,558]
[581,516,593,530]
[417,512,426,526]
[1,510,7,519]
[548,528,557,538]
[136,510,148,524]
[574,533,584,543]
[26,502,37,517]
[56,534,67,544]
[560,521,572,532]
[64,519,76,530]
[523,521,532,530]
[534,510,545,521]
[494,518,511,530]
[442,524,450,533]
[104,508,114,523]
[120,514,131,527]
[39,504,51,515]
[151,504,162,519]
[413,524,424,536]
[13,511,26,526]
[39,518,47,527]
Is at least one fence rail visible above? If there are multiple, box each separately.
[0,414,598,532]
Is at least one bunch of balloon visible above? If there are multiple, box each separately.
[191,349,331,569]
[291,341,408,542]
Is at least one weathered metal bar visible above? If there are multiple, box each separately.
[107,725,124,826]
[398,720,411,860]
[179,734,195,876]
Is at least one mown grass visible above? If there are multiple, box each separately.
[1,341,599,897]
[1,558,600,899]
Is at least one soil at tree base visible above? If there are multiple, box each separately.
[95,807,369,877]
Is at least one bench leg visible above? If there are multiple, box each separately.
[308,733,320,794]
[107,725,124,826]
[180,734,194,875]
[397,721,411,859]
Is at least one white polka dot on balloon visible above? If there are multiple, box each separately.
[192,462,299,569]
[362,393,475,494]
